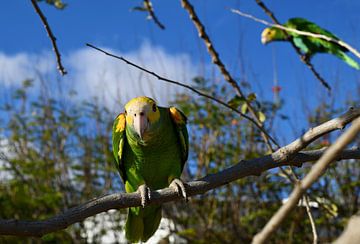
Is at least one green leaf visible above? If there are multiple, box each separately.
[258,111,266,123]
[247,93,257,102]
[241,103,248,114]
[228,95,245,108]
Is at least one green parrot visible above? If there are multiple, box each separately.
[261,18,360,70]
[112,96,188,243]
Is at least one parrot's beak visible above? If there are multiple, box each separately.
[261,30,269,44]
[261,36,267,44]
[261,35,269,44]
[133,112,148,140]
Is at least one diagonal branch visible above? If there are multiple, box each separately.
[253,0,331,92]
[143,0,165,29]
[1,108,359,237]
[85,43,277,145]
[252,117,360,244]
[180,0,277,149]
[30,0,67,75]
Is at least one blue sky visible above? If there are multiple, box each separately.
[0,0,359,143]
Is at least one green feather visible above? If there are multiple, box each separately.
[263,17,360,70]
[112,99,188,243]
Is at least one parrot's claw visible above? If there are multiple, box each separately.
[169,178,188,202]
[137,184,151,208]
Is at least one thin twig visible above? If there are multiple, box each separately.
[1,108,359,237]
[143,0,165,29]
[85,43,277,145]
[252,117,360,244]
[30,0,67,75]
[304,196,318,244]
[253,0,331,92]
[231,9,360,59]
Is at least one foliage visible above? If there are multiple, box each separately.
[0,80,122,243]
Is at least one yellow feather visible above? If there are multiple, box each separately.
[115,114,126,132]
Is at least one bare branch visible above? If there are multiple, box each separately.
[85,43,277,145]
[1,108,360,237]
[231,9,360,59]
[253,0,331,92]
[30,0,67,75]
[304,196,318,244]
[180,0,277,149]
[143,0,165,29]
[253,117,360,244]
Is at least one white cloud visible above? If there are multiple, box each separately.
[66,42,196,108]
[0,51,55,87]
[0,42,197,109]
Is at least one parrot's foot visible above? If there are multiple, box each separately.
[137,184,151,208]
[169,178,188,202]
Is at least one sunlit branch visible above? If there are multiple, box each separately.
[1,108,359,237]
[253,117,360,244]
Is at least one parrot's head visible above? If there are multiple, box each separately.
[261,27,283,44]
[124,96,160,141]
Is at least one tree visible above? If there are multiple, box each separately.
[0,0,360,243]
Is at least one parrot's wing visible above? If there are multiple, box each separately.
[169,107,189,171]
[287,18,338,39]
[112,113,127,182]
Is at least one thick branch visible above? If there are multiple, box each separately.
[1,147,359,237]
[1,107,360,237]
[30,0,67,75]
[254,0,331,92]
[253,117,360,244]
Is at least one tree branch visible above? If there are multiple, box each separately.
[1,108,360,237]
[253,0,331,92]
[30,0,67,75]
[143,0,165,29]
[85,43,277,145]
[180,0,277,149]
[252,117,360,244]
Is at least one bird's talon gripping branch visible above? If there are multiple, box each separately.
[137,184,151,208]
[170,178,188,202]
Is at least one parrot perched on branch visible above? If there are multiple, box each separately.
[112,96,188,243]
[261,18,360,70]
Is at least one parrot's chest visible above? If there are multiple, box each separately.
[125,136,181,189]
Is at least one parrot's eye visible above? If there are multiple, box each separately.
[125,110,127,115]
[152,104,157,112]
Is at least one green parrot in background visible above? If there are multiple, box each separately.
[112,96,188,243]
[261,18,360,70]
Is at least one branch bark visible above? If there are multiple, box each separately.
[252,117,360,244]
[1,108,359,237]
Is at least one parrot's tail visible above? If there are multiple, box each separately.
[336,51,360,70]
[125,205,162,243]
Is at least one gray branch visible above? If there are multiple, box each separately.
[0,107,360,237]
